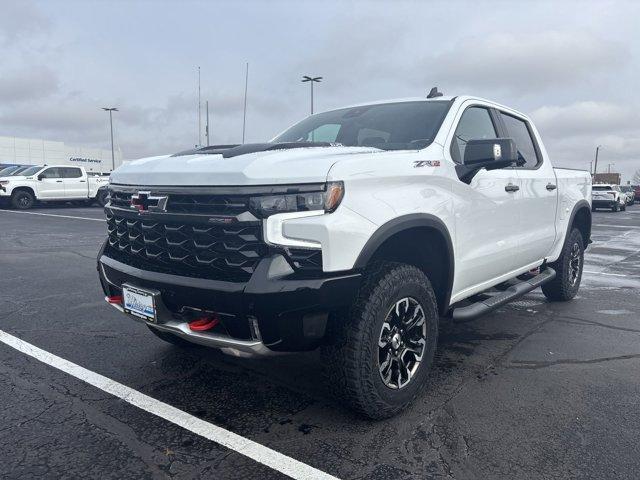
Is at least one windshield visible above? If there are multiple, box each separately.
[18,166,43,176]
[593,186,613,191]
[273,101,451,150]
[0,166,19,176]
[10,166,32,175]
[620,186,632,192]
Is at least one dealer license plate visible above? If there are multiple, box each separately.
[122,284,157,322]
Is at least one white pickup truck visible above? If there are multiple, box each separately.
[0,165,109,209]
[98,92,592,418]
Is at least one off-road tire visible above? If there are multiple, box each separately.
[612,203,619,212]
[622,203,626,211]
[96,190,109,207]
[11,190,34,210]
[542,228,584,302]
[147,325,197,348]
[321,262,439,419]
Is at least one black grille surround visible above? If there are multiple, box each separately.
[104,185,324,281]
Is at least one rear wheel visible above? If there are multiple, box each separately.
[11,190,34,210]
[321,262,439,419]
[542,228,584,301]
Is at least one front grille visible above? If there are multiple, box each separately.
[104,186,324,278]
[105,211,267,282]
[109,190,249,216]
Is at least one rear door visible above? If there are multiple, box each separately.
[36,167,65,199]
[497,111,557,265]
[448,104,523,295]
[61,167,87,198]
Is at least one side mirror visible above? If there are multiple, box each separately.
[37,174,44,181]
[456,138,519,184]
[463,138,518,169]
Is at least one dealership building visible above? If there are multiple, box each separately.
[0,135,123,174]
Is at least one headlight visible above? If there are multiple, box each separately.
[250,181,344,217]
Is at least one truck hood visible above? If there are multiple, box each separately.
[110,146,379,186]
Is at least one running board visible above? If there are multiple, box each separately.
[452,268,556,321]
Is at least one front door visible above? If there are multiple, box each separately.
[36,167,65,199]
[447,104,523,300]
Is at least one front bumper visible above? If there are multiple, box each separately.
[98,243,361,355]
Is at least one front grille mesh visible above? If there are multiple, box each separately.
[105,212,267,281]
[104,187,324,279]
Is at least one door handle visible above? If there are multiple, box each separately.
[79,180,86,183]
[505,183,519,193]
[56,180,63,183]
[546,183,557,191]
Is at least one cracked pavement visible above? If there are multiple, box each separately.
[1,204,639,479]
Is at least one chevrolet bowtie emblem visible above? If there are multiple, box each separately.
[130,191,168,213]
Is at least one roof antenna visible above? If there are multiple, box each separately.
[427,87,443,99]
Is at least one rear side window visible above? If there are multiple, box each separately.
[450,107,497,163]
[40,167,62,179]
[499,113,540,169]
[61,167,83,178]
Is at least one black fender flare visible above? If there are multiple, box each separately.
[564,199,592,246]
[354,213,455,314]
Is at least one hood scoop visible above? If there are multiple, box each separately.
[172,142,339,158]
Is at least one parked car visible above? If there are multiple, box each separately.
[0,165,109,209]
[0,165,28,177]
[98,93,592,418]
[634,185,640,203]
[592,184,627,211]
[621,185,636,205]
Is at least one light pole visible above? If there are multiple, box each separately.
[301,75,322,115]
[593,144,602,175]
[102,107,118,171]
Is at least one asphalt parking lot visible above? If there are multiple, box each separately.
[1,204,639,479]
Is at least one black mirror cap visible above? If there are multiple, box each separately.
[37,174,44,181]
[463,138,518,166]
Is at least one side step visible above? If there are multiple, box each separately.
[452,268,556,321]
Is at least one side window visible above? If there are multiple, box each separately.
[450,107,497,163]
[40,168,61,179]
[499,113,540,169]
[306,124,341,142]
[61,167,82,178]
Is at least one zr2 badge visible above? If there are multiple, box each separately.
[413,160,440,168]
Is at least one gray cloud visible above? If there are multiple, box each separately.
[425,31,627,93]
[0,66,59,103]
[0,0,50,45]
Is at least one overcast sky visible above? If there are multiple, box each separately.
[1,0,639,181]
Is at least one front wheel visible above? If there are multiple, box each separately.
[612,203,619,212]
[321,262,439,419]
[542,228,584,301]
[11,190,34,210]
[96,190,109,207]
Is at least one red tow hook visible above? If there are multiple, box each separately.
[107,295,123,304]
[188,316,220,332]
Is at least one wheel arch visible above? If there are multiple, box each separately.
[11,186,35,197]
[568,200,592,247]
[354,214,455,315]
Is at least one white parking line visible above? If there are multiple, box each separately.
[0,210,104,222]
[0,330,338,480]
[584,270,628,277]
